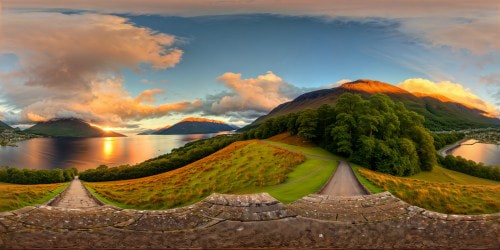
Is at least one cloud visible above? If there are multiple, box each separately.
[5,1,499,54]
[402,17,500,55]
[15,78,202,126]
[479,73,500,106]
[135,89,165,103]
[209,71,303,115]
[0,12,199,126]
[480,73,500,86]
[3,0,495,18]
[320,79,353,89]
[398,78,499,118]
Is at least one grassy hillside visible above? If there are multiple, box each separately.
[410,165,499,185]
[267,134,499,214]
[357,167,499,214]
[0,182,68,211]
[85,140,309,209]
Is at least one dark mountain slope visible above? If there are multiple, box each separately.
[0,120,12,130]
[154,117,237,135]
[250,79,499,131]
[26,118,125,137]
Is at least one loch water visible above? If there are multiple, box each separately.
[449,139,500,166]
[0,134,220,171]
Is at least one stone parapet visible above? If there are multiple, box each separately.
[0,192,498,249]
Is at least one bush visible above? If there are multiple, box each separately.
[0,167,77,184]
[438,154,500,181]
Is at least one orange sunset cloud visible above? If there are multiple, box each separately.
[398,78,499,118]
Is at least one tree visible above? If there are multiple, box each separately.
[407,127,436,171]
[331,125,353,156]
[296,109,318,140]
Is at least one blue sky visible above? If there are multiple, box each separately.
[121,15,426,96]
[0,1,499,132]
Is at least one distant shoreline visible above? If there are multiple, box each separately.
[439,139,468,157]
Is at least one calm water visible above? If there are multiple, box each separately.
[449,140,500,166]
[0,134,220,171]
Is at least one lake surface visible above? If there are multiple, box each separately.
[0,134,220,171]
[449,139,500,166]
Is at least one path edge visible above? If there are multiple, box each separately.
[80,180,106,206]
[45,181,71,206]
[317,160,341,194]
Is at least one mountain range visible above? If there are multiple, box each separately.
[249,79,500,131]
[25,118,125,137]
[143,117,238,135]
[0,121,12,130]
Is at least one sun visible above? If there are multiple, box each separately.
[102,127,113,132]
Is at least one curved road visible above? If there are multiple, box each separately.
[319,161,369,196]
[262,140,369,196]
[439,139,467,157]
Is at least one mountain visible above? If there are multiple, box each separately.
[137,129,158,135]
[249,79,500,131]
[0,120,12,130]
[137,125,172,135]
[153,117,238,135]
[25,118,125,137]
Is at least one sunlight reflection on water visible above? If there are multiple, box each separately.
[0,134,222,171]
[449,139,500,166]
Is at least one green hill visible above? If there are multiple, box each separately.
[154,117,237,135]
[25,118,125,138]
[0,120,12,130]
[85,140,307,209]
[248,79,500,131]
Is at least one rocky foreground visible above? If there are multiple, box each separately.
[0,192,497,249]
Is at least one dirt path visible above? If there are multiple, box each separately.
[319,161,369,196]
[262,140,368,196]
[51,177,100,208]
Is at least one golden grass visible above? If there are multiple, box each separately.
[410,165,499,185]
[0,182,68,211]
[86,140,305,209]
[268,132,314,147]
[358,168,500,214]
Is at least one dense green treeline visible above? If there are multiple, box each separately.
[0,167,77,184]
[79,135,241,182]
[244,93,437,176]
[438,155,499,181]
[432,132,465,150]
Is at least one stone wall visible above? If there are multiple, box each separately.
[0,192,498,249]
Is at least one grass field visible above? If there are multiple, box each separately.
[244,154,337,204]
[358,167,499,214]
[0,182,68,212]
[351,163,385,194]
[410,165,499,185]
[86,140,308,209]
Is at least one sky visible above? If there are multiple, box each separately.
[0,0,499,134]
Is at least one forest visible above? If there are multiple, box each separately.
[432,132,465,150]
[244,93,437,176]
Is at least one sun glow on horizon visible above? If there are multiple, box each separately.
[103,137,114,158]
